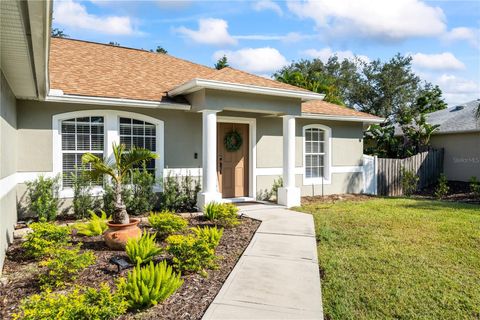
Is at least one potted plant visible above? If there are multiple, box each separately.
[82,143,157,249]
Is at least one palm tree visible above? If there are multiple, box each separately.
[82,143,157,225]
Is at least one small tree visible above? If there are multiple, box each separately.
[401,167,419,197]
[155,46,167,54]
[26,176,60,221]
[214,55,229,70]
[51,28,68,38]
[82,143,157,225]
[434,174,449,199]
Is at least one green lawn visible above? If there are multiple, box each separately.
[297,198,480,320]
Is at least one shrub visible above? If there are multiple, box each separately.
[161,173,201,212]
[71,169,101,219]
[203,202,239,227]
[401,167,419,197]
[118,261,183,309]
[39,245,95,289]
[271,176,283,201]
[25,175,60,221]
[72,210,110,237]
[126,165,158,215]
[22,222,70,259]
[148,211,188,236]
[434,174,449,199]
[469,176,480,198]
[13,284,128,320]
[166,226,223,274]
[126,232,162,265]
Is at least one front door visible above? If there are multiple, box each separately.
[217,123,249,198]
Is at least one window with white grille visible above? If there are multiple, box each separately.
[61,116,104,187]
[304,127,327,179]
[119,117,156,175]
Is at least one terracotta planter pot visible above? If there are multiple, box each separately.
[104,218,142,250]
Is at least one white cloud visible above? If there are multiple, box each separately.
[435,74,480,105]
[213,47,288,74]
[443,27,480,49]
[303,47,370,63]
[287,0,446,41]
[411,52,465,71]
[234,32,315,43]
[54,0,136,35]
[175,18,237,45]
[253,0,283,16]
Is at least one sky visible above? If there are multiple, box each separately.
[52,0,480,106]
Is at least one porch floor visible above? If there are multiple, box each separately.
[202,203,324,320]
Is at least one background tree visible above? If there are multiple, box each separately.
[214,55,229,70]
[108,41,120,46]
[152,46,167,54]
[51,28,68,38]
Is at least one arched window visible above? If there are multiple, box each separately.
[303,124,331,184]
[53,110,164,197]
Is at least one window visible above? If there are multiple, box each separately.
[53,110,164,197]
[119,117,156,175]
[61,116,104,187]
[303,124,330,183]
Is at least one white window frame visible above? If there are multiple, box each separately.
[302,124,332,185]
[53,110,164,198]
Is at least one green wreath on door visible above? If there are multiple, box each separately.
[224,130,243,152]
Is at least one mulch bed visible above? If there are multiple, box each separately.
[415,180,480,205]
[0,215,260,320]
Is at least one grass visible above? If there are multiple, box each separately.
[297,198,480,320]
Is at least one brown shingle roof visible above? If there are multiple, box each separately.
[302,100,382,120]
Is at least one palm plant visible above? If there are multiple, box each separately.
[82,143,157,225]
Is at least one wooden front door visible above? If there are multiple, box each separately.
[217,123,249,198]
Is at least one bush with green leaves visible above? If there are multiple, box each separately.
[148,211,188,236]
[72,210,110,237]
[434,174,449,199]
[71,168,101,219]
[203,202,239,227]
[127,165,158,215]
[126,232,162,265]
[469,176,480,198]
[13,284,128,320]
[118,261,183,309]
[401,167,419,197]
[166,226,223,274]
[161,173,201,212]
[25,175,60,221]
[38,244,95,289]
[22,222,70,259]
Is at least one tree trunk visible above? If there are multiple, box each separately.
[113,182,129,224]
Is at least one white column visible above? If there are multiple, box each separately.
[278,115,301,207]
[197,110,222,209]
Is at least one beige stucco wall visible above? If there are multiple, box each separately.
[1,70,18,272]
[431,132,480,182]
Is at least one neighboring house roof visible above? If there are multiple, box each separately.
[395,99,480,135]
[48,37,380,121]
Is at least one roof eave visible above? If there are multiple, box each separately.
[168,78,325,101]
[299,112,385,124]
[45,91,191,110]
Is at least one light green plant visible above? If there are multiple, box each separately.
[72,210,110,237]
[148,211,188,236]
[38,244,95,289]
[126,232,162,265]
[166,226,223,274]
[434,174,449,199]
[25,175,60,221]
[203,202,239,227]
[13,284,128,320]
[469,176,480,198]
[401,167,419,197]
[118,261,183,309]
[22,222,70,259]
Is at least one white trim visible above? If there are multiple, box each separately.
[52,110,164,198]
[255,166,361,176]
[168,78,325,101]
[217,116,257,199]
[46,92,191,110]
[302,124,332,185]
[299,113,385,124]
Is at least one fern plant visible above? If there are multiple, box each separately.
[203,202,239,227]
[118,261,183,309]
[126,232,162,265]
[148,211,188,237]
[73,210,110,237]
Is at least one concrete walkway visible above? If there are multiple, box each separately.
[203,203,323,320]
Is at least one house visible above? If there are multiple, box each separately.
[0,0,382,270]
[426,100,480,182]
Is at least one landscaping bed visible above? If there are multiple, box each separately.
[0,215,260,320]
